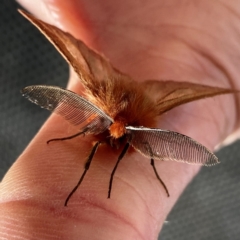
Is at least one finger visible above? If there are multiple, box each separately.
[3,1,240,239]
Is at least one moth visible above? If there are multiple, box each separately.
[19,10,236,206]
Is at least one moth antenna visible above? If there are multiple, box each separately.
[47,130,87,144]
[145,143,170,197]
[108,143,130,198]
[65,141,100,206]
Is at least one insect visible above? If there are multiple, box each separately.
[19,10,237,206]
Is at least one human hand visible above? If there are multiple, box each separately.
[1,0,240,239]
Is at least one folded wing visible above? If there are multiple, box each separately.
[141,80,237,114]
[19,10,130,93]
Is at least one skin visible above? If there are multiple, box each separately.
[1,0,240,239]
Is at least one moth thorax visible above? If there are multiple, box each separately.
[109,121,126,139]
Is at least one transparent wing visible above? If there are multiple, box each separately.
[126,126,218,166]
[22,85,113,135]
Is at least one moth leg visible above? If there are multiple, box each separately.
[65,141,100,206]
[47,129,88,144]
[144,142,170,197]
[108,143,130,198]
[150,158,170,197]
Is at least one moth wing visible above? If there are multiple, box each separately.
[126,126,218,166]
[21,85,113,135]
[19,10,127,91]
[141,80,237,114]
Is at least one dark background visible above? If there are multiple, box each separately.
[1,1,240,239]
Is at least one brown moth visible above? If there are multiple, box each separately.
[19,10,237,206]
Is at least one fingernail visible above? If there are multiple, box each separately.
[215,128,240,150]
[16,0,63,28]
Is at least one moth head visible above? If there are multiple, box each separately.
[109,121,126,139]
